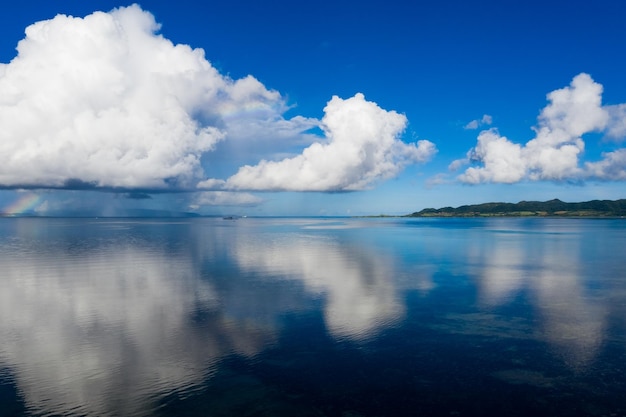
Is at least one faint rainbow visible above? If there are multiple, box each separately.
[2,193,42,216]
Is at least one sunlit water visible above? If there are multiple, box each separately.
[0,217,624,416]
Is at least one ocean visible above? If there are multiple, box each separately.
[0,217,624,416]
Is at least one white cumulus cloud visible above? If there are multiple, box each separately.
[223,93,437,191]
[0,5,310,191]
[0,5,433,201]
[460,129,526,184]
[457,73,626,184]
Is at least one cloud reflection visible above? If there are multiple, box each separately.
[470,226,607,367]
[0,219,406,416]
[0,228,276,416]
[232,231,404,341]
[0,218,621,416]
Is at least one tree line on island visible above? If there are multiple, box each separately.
[407,199,626,217]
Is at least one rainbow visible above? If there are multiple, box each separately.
[2,193,42,216]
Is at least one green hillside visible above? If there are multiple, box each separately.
[408,199,626,217]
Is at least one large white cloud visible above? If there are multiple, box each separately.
[223,93,437,191]
[0,5,431,198]
[0,5,311,191]
[454,73,626,184]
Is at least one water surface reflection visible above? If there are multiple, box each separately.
[0,217,623,416]
[0,220,276,416]
[467,221,609,366]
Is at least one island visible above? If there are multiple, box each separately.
[407,198,626,218]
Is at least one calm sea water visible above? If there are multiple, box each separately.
[0,217,624,417]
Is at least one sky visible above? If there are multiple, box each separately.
[1,0,626,216]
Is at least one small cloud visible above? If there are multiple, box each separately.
[425,173,450,188]
[464,120,479,130]
[448,158,468,172]
[464,114,493,130]
[584,149,626,180]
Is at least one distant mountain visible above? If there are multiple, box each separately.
[407,199,626,217]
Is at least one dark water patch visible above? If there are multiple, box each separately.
[0,369,26,417]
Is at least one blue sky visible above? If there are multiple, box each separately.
[1,0,626,216]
